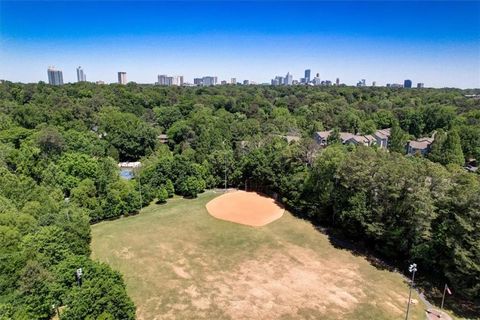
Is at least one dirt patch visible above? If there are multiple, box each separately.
[182,244,366,319]
[206,191,284,227]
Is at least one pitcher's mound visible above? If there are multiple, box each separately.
[206,191,284,227]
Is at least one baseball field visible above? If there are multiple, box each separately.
[91,190,426,319]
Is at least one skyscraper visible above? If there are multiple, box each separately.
[304,69,311,83]
[336,78,340,86]
[202,76,217,86]
[417,82,424,88]
[231,78,237,85]
[404,79,412,88]
[118,72,127,85]
[76,66,86,82]
[285,72,293,85]
[47,67,63,85]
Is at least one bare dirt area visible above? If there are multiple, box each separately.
[206,190,284,226]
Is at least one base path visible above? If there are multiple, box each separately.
[206,190,284,227]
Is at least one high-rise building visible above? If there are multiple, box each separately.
[202,76,217,86]
[157,75,168,85]
[158,75,183,86]
[304,69,311,83]
[118,72,127,85]
[76,66,86,82]
[336,78,340,86]
[404,79,412,88]
[372,81,376,87]
[47,67,64,85]
[417,82,424,88]
[221,80,227,85]
[194,78,203,86]
[231,78,237,85]
[285,72,293,85]
[243,80,250,85]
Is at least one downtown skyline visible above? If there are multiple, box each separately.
[1,1,479,88]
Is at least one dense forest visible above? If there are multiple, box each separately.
[0,82,479,319]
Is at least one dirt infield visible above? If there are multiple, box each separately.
[206,190,284,226]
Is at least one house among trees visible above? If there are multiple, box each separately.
[407,137,434,155]
[158,134,169,144]
[314,128,391,148]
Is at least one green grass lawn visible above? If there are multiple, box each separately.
[91,190,426,320]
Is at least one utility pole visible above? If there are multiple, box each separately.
[404,263,417,320]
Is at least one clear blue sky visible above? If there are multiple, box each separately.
[1,1,479,88]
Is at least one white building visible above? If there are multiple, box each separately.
[47,67,63,85]
[118,72,127,85]
[285,72,293,85]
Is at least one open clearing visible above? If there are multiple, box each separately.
[91,190,425,320]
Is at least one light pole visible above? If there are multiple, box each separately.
[404,263,417,320]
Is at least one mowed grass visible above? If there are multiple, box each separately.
[91,191,426,320]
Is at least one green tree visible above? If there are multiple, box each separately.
[388,122,408,153]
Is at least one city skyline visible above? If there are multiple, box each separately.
[1,1,479,88]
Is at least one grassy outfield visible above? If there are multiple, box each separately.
[91,191,426,320]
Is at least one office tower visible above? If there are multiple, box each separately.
[404,79,412,88]
[285,72,293,85]
[194,78,203,86]
[243,80,250,85]
[336,78,340,86]
[313,74,321,86]
[304,69,311,83]
[76,66,86,82]
[118,72,127,84]
[157,75,168,85]
[372,81,376,87]
[231,78,237,85]
[47,67,64,85]
[221,80,227,85]
[202,76,217,86]
[177,76,184,86]
[417,82,424,88]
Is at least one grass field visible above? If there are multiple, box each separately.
[91,190,426,320]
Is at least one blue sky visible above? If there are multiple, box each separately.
[1,1,479,88]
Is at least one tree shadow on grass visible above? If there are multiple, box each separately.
[313,225,480,319]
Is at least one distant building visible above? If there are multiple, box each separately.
[118,72,127,85]
[157,134,168,144]
[194,78,203,86]
[372,81,376,87]
[47,67,64,85]
[357,79,366,87]
[304,69,311,83]
[336,78,340,86]
[417,82,424,88]
[390,83,404,88]
[285,72,293,85]
[243,80,250,85]
[221,80,227,85]
[231,78,237,85]
[313,73,321,86]
[404,79,412,88]
[76,66,86,82]
[96,80,105,85]
[202,76,217,86]
[407,137,434,155]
